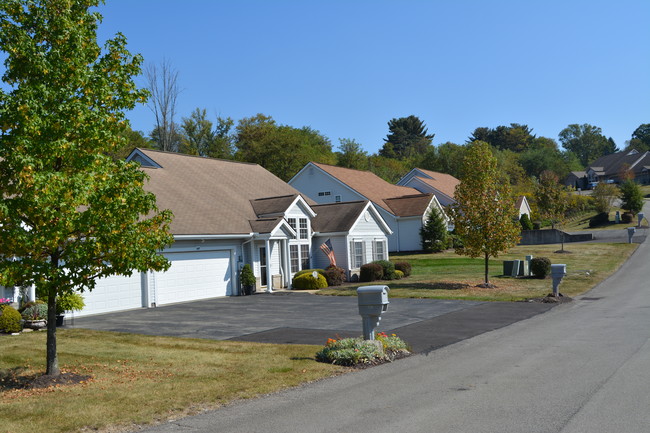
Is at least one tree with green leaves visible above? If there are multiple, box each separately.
[179,108,233,159]
[535,171,569,229]
[336,138,368,170]
[468,124,535,153]
[450,141,521,287]
[558,124,615,166]
[591,182,619,214]
[420,207,449,252]
[619,180,644,215]
[234,114,335,180]
[379,115,434,160]
[626,123,650,152]
[0,0,174,376]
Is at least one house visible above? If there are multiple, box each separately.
[288,162,445,252]
[310,201,392,281]
[515,195,532,219]
[2,149,391,316]
[563,171,588,190]
[585,149,650,185]
[396,168,460,207]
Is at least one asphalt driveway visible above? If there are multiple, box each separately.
[71,292,553,353]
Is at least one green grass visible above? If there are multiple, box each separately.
[318,243,638,302]
[0,330,344,433]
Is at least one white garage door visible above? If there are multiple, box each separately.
[77,273,143,317]
[154,250,232,305]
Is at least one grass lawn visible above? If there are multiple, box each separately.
[0,330,344,433]
[317,243,638,302]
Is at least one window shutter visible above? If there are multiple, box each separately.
[349,240,355,268]
[372,241,376,261]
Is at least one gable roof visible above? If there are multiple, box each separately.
[311,200,392,234]
[587,150,645,177]
[307,162,433,216]
[129,148,314,236]
[401,168,460,200]
[383,194,436,217]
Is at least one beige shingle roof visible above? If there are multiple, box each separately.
[410,168,460,199]
[311,163,432,216]
[384,194,434,217]
[135,149,311,235]
[311,201,368,233]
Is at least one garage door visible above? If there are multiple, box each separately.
[154,250,232,305]
[77,273,143,317]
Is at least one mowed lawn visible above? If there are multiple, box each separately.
[0,330,344,433]
[318,243,639,301]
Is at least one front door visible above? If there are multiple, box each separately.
[259,247,267,287]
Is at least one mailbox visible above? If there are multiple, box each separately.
[627,226,636,244]
[357,285,390,340]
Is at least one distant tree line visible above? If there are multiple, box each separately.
[118,61,648,185]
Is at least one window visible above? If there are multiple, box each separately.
[373,240,385,261]
[290,245,299,273]
[350,240,364,268]
[299,218,308,239]
[301,244,310,270]
[317,191,331,197]
[287,218,296,231]
[335,195,341,203]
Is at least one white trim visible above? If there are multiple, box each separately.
[348,202,393,235]
[174,234,253,240]
[126,148,163,168]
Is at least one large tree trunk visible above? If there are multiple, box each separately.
[45,282,59,376]
[484,252,489,285]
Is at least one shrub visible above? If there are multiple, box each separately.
[56,293,85,314]
[619,180,644,214]
[394,261,412,277]
[532,221,542,230]
[294,268,326,279]
[21,303,48,320]
[376,332,410,352]
[394,270,404,279]
[621,212,634,224]
[292,272,328,290]
[0,304,22,333]
[324,265,346,286]
[589,212,609,227]
[372,260,395,280]
[531,257,551,279]
[359,263,383,282]
[519,213,533,230]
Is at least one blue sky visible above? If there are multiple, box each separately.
[96,0,650,154]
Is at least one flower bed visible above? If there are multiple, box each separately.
[315,332,410,366]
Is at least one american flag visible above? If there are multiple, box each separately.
[319,239,336,266]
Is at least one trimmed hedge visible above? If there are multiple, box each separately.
[372,260,396,280]
[292,272,328,290]
[0,304,22,333]
[531,257,551,279]
[394,261,412,277]
[360,263,383,282]
[324,265,346,286]
[294,268,326,279]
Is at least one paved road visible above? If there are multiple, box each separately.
[136,205,650,433]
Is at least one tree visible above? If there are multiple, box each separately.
[234,114,335,181]
[535,171,569,229]
[367,155,409,183]
[179,108,233,158]
[468,124,535,153]
[145,58,180,152]
[419,142,467,178]
[379,115,434,160]
[336,138,368,170]
[619,180,644,215]
[420,207,449,253]
[627,123,650,152]
[0,0,174,376]
[558,124,614,166]
[591,182,619,214]
[109,126,152,160]
[450,141,521,287]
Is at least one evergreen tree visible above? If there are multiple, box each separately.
[519,213,533,230]
[379,115,434,160]
[619,180,644,215]
[420,207,449,252]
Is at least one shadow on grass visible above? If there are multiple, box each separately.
[381,282,471,291]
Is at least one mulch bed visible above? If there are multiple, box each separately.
[351,350,412,369]
[0,368,91,391]
[525,293,573,304]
